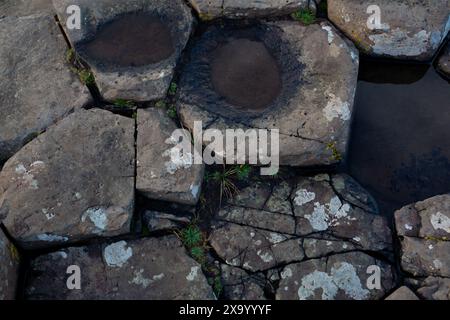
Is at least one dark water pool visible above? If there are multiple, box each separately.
[77,13,175,68]
[347,59,450,214]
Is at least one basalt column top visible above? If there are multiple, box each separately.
[177,21,360,166]
[53,0,194,101]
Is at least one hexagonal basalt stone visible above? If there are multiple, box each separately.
[136,108,204,205]
[328,0,450,61]
[276,252,395,300]
[0,14,91,162]
[0,109,135,249]
[210,174,392,273]
[188,0,316,20]
[395,195,450,279]
[53,0,194,102]
[437,41,450,78]
[25,237,215,300]
[177,21,359,166]
[0,229,20,300]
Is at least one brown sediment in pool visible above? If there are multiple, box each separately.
[78,13,175,68]
[210,38,282,111]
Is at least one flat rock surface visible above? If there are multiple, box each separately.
[0,109,135,249]
[0,0,53,17]
[276,252,394,300]
[437,41,450,77]
[395,195,450,298]
[53,0,194,101]
[178,21,359,166]
[0,14,91,162]
[385,286,419,300]
[136,108,204,205]
[0,229,20,300]
[189,0,314,20]
[328,0,450,60]
[25,236,215,299]
[210,174,392,278]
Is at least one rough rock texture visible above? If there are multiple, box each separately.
[25,236,215,299]
[437,41,450,78]
[385,286,419,300]
[0,109,135,249]
[0,229,20,300]
[211,174,394,299]
[328,0,450,61]
[0,0,53,17]
[137,108,204,205]
[53,0,194,101]
[143,210,191,232]
[178,21,359,166]
[220,264,266,300]
[188,0,316,20]
[395,195,450,278]
[395,195,450,300]
[276,252,394,300]
[0,14,91,162]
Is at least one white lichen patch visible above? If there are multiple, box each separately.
[281,268,293,279]
[257,250,274,263]
[369,28,433,57]
[294,189,316,206]
[305,196,352,231]
[430,212,450,233]
[103,241,133,268]
[36,233,68,242]
[433,259,443,270]
[322,25,335,44]
[323,93,351,122]
[404,224,413,231]
[268,232,286,244]
[190,184,200,198]
[186,266,200,281]
[297,263,369,300]
[81,207,108,231]
[163,135,194,174]
[15,162,44,190]
[129,269,165,288]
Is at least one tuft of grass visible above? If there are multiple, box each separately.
[190,246,206,264]
[291,8,316,25]
[8,243,20,262]
[66,48,75,64]
[113,99,135,108]
[236,164,252,180]
[155,100,167,109]
[168,82,178,96]
[167,105,177,119]
[179,225,203,248]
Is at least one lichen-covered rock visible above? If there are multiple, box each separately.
[0,229,20,300]
[0,14,91,162]
[437,41,450,78]
[178,21,359,166]
[53,0,194,101]
[0,0,53,17]
[276,252,394,300]
[25,236,215,300]
[0,109,135,249]
[385,286,419,300]
[188,0,315,20]
[395,195,450,278]
[328,0,450,61]
[415,277,450,300]
[137,108,204,205]
[210,174,392,273]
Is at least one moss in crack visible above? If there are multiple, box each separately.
[113,99,136,108]
[291,8,316,25]
[327,141,342,162]
[168,82,178,96]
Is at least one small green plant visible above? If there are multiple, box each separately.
[206,166,241,202]
[78,69,95,86]
[236,164,252,180]
[113,98,135,108]
[327,142,342,161]
[179,225,203,248]
[168,82,178,96]
[190,246,206,264]
[291,8,316,25]
[132,111,138,120]
[167,105,177,119]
